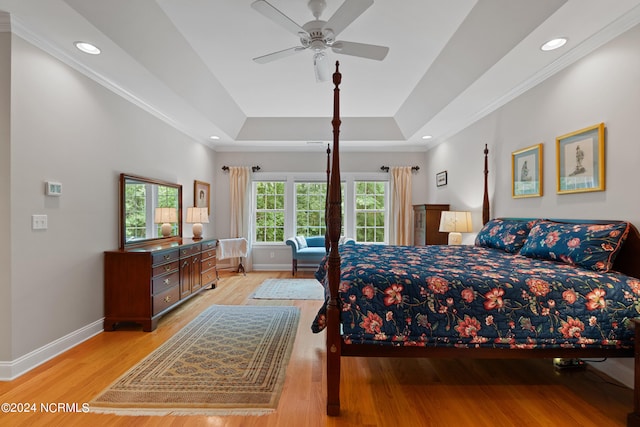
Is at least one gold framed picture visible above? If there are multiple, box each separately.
[556,123,605,194]
[512,143,543,198]
[194,180,210,214]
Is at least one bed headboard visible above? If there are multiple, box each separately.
[502,217,640,279]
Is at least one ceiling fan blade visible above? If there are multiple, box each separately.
[331,41,388,60]
[251,0,308,37]
[324,0,374,37]
[253,46,307,64]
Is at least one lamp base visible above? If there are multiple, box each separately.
[448,232,462,245]
[192,223,203,240]
[161,223,172,237]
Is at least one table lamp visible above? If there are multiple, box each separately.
[439,211,472,245]
[154,207,178,237]
[186,207,209,240]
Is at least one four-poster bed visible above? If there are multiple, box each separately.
[321,63,640,425]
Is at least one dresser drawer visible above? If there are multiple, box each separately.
[152,271,180,294]
[152,260,179,277]
[201,257,216,272]
[153,285,179,315]
[180,244,201,258]
[201,240,217,251]
[201,248,216,260]
[202,269,217,287]
[152,249,179,266]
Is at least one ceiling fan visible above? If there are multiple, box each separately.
[251,0,389,82]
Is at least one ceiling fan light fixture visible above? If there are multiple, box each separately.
[313,51,331,82]
[540,37,567,51]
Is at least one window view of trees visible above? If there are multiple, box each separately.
[124,182,178,242]
[295,182,326,237]
[255,181,285,242]
[252,178,384,244]
[355,181,386,243]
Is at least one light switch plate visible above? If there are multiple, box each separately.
[32,214,48,230]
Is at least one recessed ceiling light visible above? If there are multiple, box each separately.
[209,135,220,140]
[541,37,567,51]
[422,135,433,140]
[74,41,101,55]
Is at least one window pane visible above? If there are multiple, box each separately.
[253,181,285,243]
[354,180,387,244]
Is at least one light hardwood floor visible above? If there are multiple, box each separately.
[0,271,633,427]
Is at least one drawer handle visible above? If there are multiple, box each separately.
[182,250,188,255]
[193,257,199,263]
[164,254,171,260]
[164,295,172,303]
[164,265,171,272]
[164,278,170,285]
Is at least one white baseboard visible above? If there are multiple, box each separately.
[0,319,104,381]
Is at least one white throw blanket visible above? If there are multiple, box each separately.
[217,237,248,260]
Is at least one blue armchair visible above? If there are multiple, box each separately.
[285,236,327,276]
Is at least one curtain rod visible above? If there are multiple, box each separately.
[221,165,261,172]
[380,166,420,172]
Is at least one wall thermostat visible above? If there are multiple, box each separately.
[45,181,62,196]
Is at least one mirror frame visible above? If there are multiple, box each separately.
[119,173,183,249]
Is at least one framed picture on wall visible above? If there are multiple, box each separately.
[436,171,447,187]
[194,180,210,214]
[556,123,605,194]
[512,143,543,198]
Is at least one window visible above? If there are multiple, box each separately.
[354,181,387,243]
[295,182,327,236]
[251,174,385,245]
[254,181,285,243]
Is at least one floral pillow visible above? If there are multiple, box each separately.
[519,220,630,272]
[475,218,537,253]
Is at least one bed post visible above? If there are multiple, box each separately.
[482,144,490,225]
[326,61,343,416]
[628,320,640,426]
[325,144,331,254]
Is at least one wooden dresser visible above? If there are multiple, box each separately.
[413,204,450,245]
[104,237,217,331]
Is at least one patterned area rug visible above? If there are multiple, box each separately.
[90,305,300,415]
[251,278,324,300]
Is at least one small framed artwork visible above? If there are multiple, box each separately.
[512,143,543,198]
[556,123,605,194]
[436,171,447,187]
[194,180,211,214]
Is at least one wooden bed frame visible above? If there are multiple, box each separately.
[323,63,640,425]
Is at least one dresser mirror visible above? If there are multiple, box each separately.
[119,173,183,249]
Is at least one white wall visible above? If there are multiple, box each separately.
[2,35,216,377]
[0,31,11,361]
[425,23,640,387]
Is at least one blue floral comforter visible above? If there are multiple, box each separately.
[312,244,639,349]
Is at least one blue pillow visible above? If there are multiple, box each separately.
[475,218,537,253]
[519,220,630,272]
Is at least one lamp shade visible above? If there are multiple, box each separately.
[154,207,178,224]
[186,207,210,224]
[439,211,472,233]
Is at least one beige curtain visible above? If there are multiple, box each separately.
[389,166,413,245]
[229,166,251,269]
